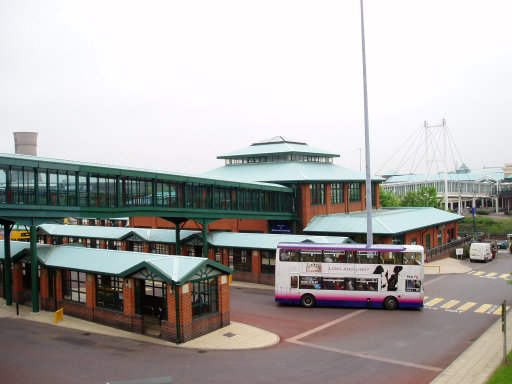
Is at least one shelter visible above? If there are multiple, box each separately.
[0,241,233,343]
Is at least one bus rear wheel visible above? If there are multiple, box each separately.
[383,296,398,310]
[300,294,316,308]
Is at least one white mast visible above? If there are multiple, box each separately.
[424,119,448,210]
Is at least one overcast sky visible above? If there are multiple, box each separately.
[1,1,510,177]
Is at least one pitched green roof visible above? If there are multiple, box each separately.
[0,241,233,284]
[38,224,200,243]
[206,232,353,249]
[304,207,463,235]
[203,162,382,183]
[218,137,339,159]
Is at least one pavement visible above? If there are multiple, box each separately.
[0,256,510,383]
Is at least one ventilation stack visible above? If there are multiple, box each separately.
[13,131,38,156]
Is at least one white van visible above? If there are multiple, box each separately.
[469,243,493,262]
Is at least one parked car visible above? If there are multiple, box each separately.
[498,240,508,249]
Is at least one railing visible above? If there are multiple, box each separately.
[425,236,472,262]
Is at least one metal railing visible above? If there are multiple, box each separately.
[425,236,472,262]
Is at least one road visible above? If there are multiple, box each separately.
[1,250,511,384]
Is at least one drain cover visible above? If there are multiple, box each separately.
[223,332,238,338]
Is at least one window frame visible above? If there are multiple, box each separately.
[191,278,218,318]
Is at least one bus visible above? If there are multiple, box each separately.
[275,242,424,310]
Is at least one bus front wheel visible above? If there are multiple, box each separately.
[383,296,398,310]
[300,294,316,308]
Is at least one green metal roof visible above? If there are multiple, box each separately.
[38,224,200,243]
[384,167,504,183]
[0,241,233,284]
[206,232,353,249]
[37,224,354,249]
[304,207,464,235]
[202,162,383,183]
[0,153,292,191]
[217,137,340,159]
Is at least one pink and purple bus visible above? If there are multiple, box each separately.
[275,242,424,310]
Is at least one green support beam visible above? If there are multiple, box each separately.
[3,223,13,305]
[30,225,39,313]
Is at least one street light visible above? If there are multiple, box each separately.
[360,0,373,245]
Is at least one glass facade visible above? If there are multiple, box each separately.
[0,164,293,214]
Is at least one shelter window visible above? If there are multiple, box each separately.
[63,270,86,304]
[261,250,275,273]
[145,280,166,298]
[192,278,218,318]
[96,275,124,311]
[131,242,144,252]
[151,243,170,254]
[107,240,123,250]
[233,249,251,272]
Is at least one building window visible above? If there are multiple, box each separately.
[131,242,144,252]
[107,240,123,250]
[330,183,344,204]
[214,249,222,263]
[261,250,275,273]
[151,243,170,254]
[192,278,218,318]
[310,183,325,205]
[63,270,86,303]
[233,249,251,272]
[96,275,124,311]
[349,182,361,201]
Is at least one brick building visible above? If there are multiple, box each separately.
[133,136,382,234]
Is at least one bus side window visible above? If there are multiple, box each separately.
[346,252,356,263]
[280,250,299,262]
[290,275,298,288]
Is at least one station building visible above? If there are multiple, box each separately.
[133,136,382,234]
[132,137,463,261]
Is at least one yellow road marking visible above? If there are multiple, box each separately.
[457,302,477,311]
[499,274,510,279]
[474,304,493,313]
[473,271,485,276]
[440,300,460,309]
[425,298,444,307]
[486,273,497,278]
[493,306,510,315]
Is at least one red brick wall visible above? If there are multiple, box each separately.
[123,278,136,316]
[12,263,24,303]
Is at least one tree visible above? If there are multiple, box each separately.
[380,186,440,208]
[401,186,440,208]
[380,189,401,207]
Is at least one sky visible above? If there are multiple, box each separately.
[1,1,511,177]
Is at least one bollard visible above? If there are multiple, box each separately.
[16,302,19,316]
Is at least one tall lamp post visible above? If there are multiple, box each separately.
[360,0,373,246]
